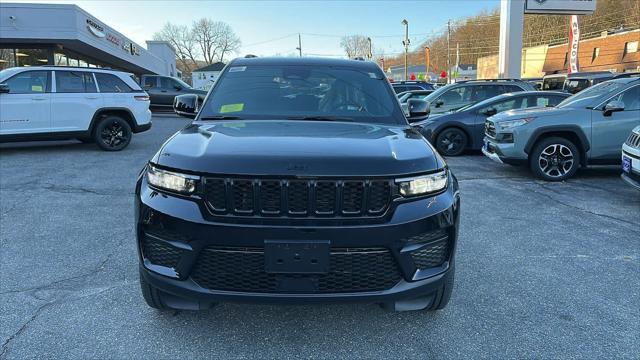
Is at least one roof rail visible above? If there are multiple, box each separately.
[455,78,525,84]
[33,65,114,70]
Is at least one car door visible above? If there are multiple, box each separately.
[143,76,163,105]
[590,85,640,161]
[158,77,180,106]
[0,70,52,135]
[51,70,102,132]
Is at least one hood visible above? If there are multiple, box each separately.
[153,120,442,177]
[489,106,570,122]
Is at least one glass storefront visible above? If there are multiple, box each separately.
[1,47,111,71]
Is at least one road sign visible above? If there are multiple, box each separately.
[525,0,596,15]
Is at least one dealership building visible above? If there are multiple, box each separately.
[0,2,177,78]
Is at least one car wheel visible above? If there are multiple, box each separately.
[94,116,132,151]
[139,268,170,310]
[436,128,467,156]
[530,136,580,181]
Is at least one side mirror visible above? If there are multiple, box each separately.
[0,84,9,94]
[435,99,444,108]
[407,99,430,123]
[173,94,199,119]
[603,100,625,116]
[482,107,497,116]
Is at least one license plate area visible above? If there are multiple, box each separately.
[264,240,330,274]
[622,156,631,173]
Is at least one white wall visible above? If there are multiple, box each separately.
[192,71,221,90]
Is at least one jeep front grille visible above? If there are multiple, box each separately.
[203,177,392,218]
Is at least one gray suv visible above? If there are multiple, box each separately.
[483,78,640,181]
[423,79,535,115]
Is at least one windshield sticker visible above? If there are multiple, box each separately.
[229,66,246,72]
[31,85,43,92]
[220,103,244,113]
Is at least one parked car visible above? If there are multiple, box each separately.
[140,74,207,108]
[418,91,570,156]
[542,71,614,93]
[421,79,535,116]
[621,125,640,190]
[523,77,543,90]
[398,89,435,115]
[136,57,460,312]
[563,71,614,94]
[0,66,151,151]
[483,78,640,181]
[391,80,435,94]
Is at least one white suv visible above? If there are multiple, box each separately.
[622,125,640,190]
[0,66,151,151]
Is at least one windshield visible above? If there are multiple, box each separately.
[199,65,403,124]
[557,81,627,108]
[174,77,192,89]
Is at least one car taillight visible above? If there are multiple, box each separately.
[134,95,149,101]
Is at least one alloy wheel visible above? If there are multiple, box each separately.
[538,144,574,178]
[100,121,129,148]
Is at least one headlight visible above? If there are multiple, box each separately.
[396,170,448,197]
[147,164,199,194]
[497,117,535,130]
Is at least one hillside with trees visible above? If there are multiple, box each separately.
[382,0,639,73]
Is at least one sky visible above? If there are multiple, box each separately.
[9,0,500,58]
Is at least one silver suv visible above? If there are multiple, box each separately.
[482,78,640,181]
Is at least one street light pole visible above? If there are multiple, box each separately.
[296,33,302,57]
[447,19,451,84]
[367,37,372,60]
[401,19,409,81]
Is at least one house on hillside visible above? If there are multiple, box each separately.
[192,62,226,90]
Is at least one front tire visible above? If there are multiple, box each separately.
[139,269,169,310]
[93,116,132,151]
[436,128,468,156]
[428,263,455,311]
[530,136,580,181]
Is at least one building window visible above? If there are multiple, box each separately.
[0,49,16,70]
[591,47,600,63]
[14,49,49,67]
[624,41,638,57]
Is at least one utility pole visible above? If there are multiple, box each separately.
[367,37,372,60]
[446,19,451,84]
[296,33,302,57]
[401,19,409,81]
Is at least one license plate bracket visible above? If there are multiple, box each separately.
[264,240,330,274]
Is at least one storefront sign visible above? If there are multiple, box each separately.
[525,0,596,15]
[86,18,105,38]
[568,15,580,73]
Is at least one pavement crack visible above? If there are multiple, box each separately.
[0,303,48,359]
[531,183,637,227]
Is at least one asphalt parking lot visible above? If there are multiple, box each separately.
[1,115,638,359]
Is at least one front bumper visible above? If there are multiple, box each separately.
[482,137,527,166]
[135,171,460,307]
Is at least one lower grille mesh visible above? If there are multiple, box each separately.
[190,246,402,293]
[142,235,184,269]
[410,240,448,269]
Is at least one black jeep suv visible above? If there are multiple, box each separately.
[135,57,460,311]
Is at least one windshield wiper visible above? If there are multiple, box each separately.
[199,115,244,120]
[286,116,354,122]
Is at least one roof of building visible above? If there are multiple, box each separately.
[193,62,226,72]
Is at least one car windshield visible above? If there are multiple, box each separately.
[199,64,402,124]
[174,77,192,89]
[557,81,628,108]
[563,79,590,94]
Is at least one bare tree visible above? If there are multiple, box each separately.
[153,23,200,81]
[192,19,241,64]
[340,35,370,59]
